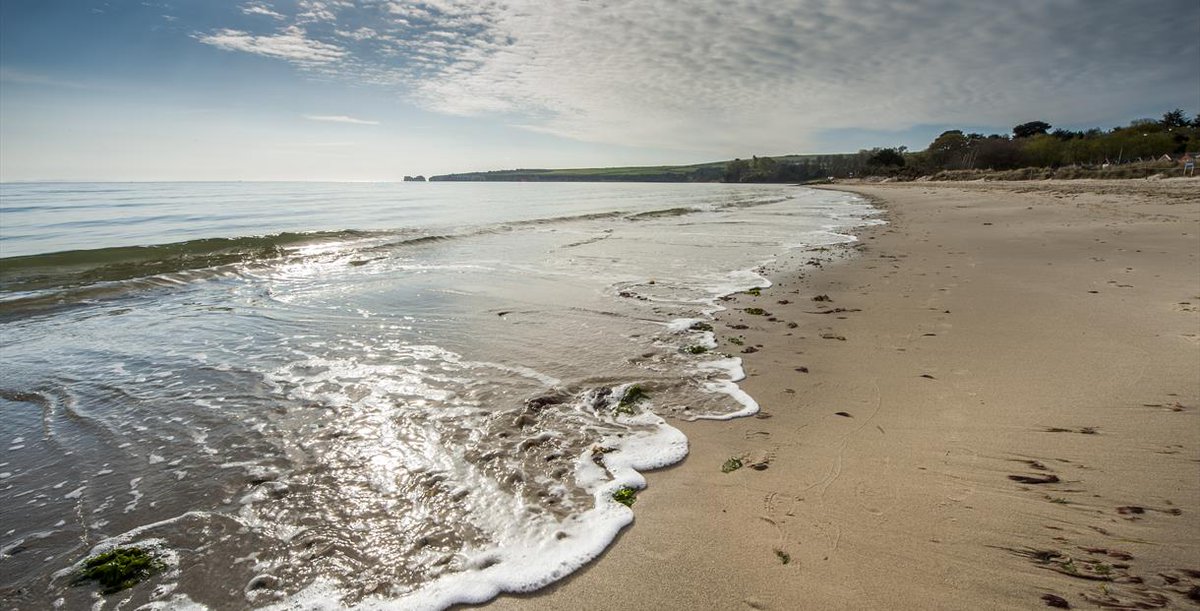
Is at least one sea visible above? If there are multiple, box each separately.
[0,181,878,609]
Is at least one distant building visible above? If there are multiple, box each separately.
[403,175,427,182]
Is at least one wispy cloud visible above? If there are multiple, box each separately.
[335,27,377,41]
[407,0,1199,152]
[241,3,286,20]
[195,0,1200,153]
[304,114,380,125]
[195,26,345,65]
[0,67,93,89]
[296,0,340,24]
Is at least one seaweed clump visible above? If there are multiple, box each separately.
[688,321,713,332]
[612,487,638,507]
[721,457,743,473]
[744,308,766,316]
[615,384,648,415]
[684,345,709,355]
[76,547,162,594]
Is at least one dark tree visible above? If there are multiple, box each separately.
[927,130,970,168]
[972,138,1023,169]
[723,158,750,183]
[867,148,906,167]
[746,155,778,181]
[1013,121,1052,138]
[1161,109,1188,128]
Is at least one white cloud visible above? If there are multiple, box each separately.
[335,27,377,41]
[196,26,346,64]
[296,0,339,24]
[197,0,1200,153]
[304,114,380,125]
[405,0,1198,153]
[241,3,285,20]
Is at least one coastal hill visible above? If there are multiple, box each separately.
[430,111,1199,183]
[428,154,859,183]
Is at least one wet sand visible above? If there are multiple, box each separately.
[485,178,1200,610]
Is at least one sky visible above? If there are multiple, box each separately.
[1,0,1197,181]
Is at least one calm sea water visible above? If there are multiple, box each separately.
[0,182,877,609]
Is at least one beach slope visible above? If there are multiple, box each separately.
[488,179,1200,610]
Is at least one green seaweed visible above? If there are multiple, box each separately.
[612,487,638,507]
[689,321,713,332]
[614,403,636,415]
[721,457,743,473]
[775,549,791,564]
[746,288,761,296]
[615,384,648,415]
[744,308,765,315]
[727,337,744,346]
[76,547,162,594]
[684,345,709,355]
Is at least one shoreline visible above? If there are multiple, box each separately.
[486,179,1200,609]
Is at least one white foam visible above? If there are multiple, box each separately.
[390,419,684,610]
[124,477,143,514]
[664,318,717,350]
[689,357,759,420]
[270,395,688,611]
[696,379,760,420]
[665,317,703,333]
[137,592,205,610]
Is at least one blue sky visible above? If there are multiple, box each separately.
[2,0,1197,181]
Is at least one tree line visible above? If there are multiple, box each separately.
[724,109,1199,182]
[721,154,866,183]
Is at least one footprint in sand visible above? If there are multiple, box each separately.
[745,448,775,471]
[763,491,781,515]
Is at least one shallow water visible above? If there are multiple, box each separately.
[0,182,878,609]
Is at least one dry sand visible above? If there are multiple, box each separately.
[488,179,1200,610]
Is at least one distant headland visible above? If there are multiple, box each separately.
[429,110,1198,183]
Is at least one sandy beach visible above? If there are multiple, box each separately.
[489,179,1200,610]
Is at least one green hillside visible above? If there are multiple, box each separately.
[427,154,856,183]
